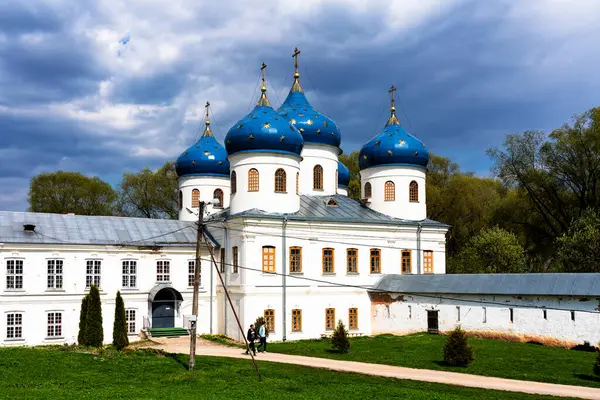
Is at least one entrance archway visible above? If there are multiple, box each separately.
[148,286,183,329]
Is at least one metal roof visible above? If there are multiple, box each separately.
[372,273,600,296]
[209,195,448,228]
[0,211,220,248]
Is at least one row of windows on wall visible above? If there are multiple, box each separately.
[4,310,137,341]
[4,259,198,290]
[178,189,224,210]
[453,306,578,324]
[364,180,419,202]
[258,247,434,274]
[230,165,332,195]
[262,307,359,333]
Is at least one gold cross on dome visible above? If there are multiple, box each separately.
[205,101,210,119]
[389,85,396,109]
[292,47,301,74]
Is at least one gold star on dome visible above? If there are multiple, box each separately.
[290,119,296,124]
[387,150,393,155]
[264,122,271,128]
[316,129,321,134]
[237,124,243,129]
[363,154,367,159]
[307,119,313,125]
[375,141,380,146]
[323,121,328,127]
[331,132,335,136]
[298,113,304,117]
[204,151,210,156]
[399,140,406,145]
[299,128,304,132]
[191,160,196,165]
[280,135,285,141]
[248,134,254,140]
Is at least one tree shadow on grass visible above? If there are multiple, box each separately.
[166,352,189,370]
[433,360,469,369]
[574,374,600,383]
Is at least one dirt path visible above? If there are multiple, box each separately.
[139,337,600,399]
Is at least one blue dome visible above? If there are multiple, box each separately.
[277,91,341,149]
[176,122,230,178]
[359,113,429,170]
[225,103,304,156]
[338,160,350,187]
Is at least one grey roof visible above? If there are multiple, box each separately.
[372,273,600,296]
[208,195,448,228]
[0,211,220,247]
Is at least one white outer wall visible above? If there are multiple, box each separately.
[0,244,219,346]
[299,144,338,196]
[371,293,600,344]
[337,186,348,196]
[361,166,426,221]
[217,218,447,341]
[228,152,301,215]
[178,175,231,221]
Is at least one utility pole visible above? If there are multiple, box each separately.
[189,201,205,370]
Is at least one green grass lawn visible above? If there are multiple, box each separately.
[266,333,600,388]
[0,346,571,400]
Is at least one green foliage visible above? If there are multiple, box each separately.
[339,151,360,199]
[77,295,89,346]
[117,161,178,219]
[28,171,116,215]
[85,285,104,348]
[112,291,129,350]
[443,327,474,367]
[331,320,350,353]
[594,344,600,377]
[556,209,600,272]
[254,316,269,338]
[450,227,527,274]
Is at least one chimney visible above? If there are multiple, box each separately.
[23,224,36,232]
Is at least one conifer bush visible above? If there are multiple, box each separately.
[331,320,350,353]
[85,285,104,347]
[443,326,474,366]
[77,294,89,346]
[112,291,129,350]
[594,343,600,377]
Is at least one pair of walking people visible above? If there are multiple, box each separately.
[245,323,267,356]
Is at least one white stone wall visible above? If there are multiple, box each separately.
[371,292,600,345]
[360,165,426,221]
[178,175,231,221]
[228,152,301,215]
[299,144,339,196]
[0,244,220,346]
[337,186,349,196]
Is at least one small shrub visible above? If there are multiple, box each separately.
[112,291,129,350]
[78,294,89,346]
[572,341,597,352]
[443,326,474,366]
[594,344,600,377]
[331,320,350,354]
[85,285,104,348]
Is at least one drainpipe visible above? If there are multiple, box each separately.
[223,223,228,336]
[416,223,422,275]
[209,243,213,335]
[282,216,288,341]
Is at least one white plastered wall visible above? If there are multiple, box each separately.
[299,144,339,196]
[178,175,231,221]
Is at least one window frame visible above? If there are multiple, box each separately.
[264,309,275,332]
[409,180,419,203]
[47,259,64,290]
[188,260,196,287]
[47,312,63,338]
[346,248,358,273]
[322,248,335,274]
[262,246,276,273]
[232,246,239,274]
[191,188,200,208]
[6,312,23,339]
[384,181,395,201]
[220,248,226,273]
[85,259,101,289]
[313,165,324,190]
[401,250,412,274]
[325,308,335,331]
[6,259,24,290]
[248,168,259,192]
[370,248,381,274]
[292,309,302,332]
[364,182,372,198]
[156,260,171,283]
[289,246,302,273]
[126,309,136,335]
[213,188,224,208]
[121,259,137,289]
[274,168,287,193]
[348,308,358,330]
[231,171,237,194]
[178,190,183,210]
[423,250,434,274]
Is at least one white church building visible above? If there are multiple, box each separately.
[0,51,448,346]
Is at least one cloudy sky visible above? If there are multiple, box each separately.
[1,0,599,211]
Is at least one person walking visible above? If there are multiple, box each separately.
[245,324,257,356]
[257,322,267,353]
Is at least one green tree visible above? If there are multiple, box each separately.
[117,161,178,219]
[28,171,116,215]
[85,285,104,347]
[331,320,350,353]
[594,345,600,377]
[556,210,600,272]
[112,291,129,350]
[443,326,473,366]
[339,151,360,199]
[77,294,89,346]
[451,227,527,274]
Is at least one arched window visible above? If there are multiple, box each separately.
[364,182,372,198]
[231,171,237,194]
[409,181,419,202]
[213,189,224,208]
[191,189,200,208]
[384,181,395,201]
[274,168,287,193]
[178,190,183,210]
[296,172,299,195]
[313,165,323,190]
[248,168,259,192]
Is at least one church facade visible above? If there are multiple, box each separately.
[0,50,448,346]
